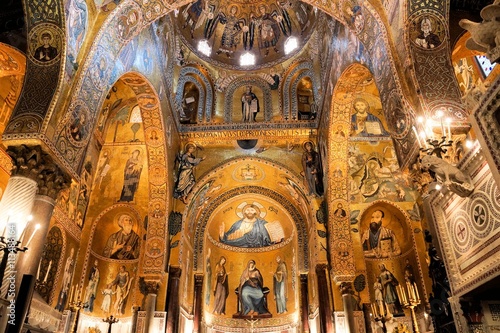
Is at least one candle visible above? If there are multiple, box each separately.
[401,284,407,303]
[18,226,27,243]
[43,260,52,283]
[419,131,428,148]
[413,283,420,302]
[36,262,41,280]
[25,224,40,248]
[2,213,10,237]
[70,285,75,303]
[397,285,403,303]
[446,118,452,140]
[412,126,422,147]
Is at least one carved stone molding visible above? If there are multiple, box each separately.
[6,145,71,199]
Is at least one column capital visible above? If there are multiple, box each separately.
[6,145,71,199]
[139,277,160,295]
[194,274,204,286]
[339,281,354,296]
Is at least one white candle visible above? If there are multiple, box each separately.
[36,262,41,280]
[18,225,27,243]
[25,224,40,248]
[2,213,10,237]
[446,118,452,140]
[413,283,420,302]
[43,260,52,283]
[413,126,422,147]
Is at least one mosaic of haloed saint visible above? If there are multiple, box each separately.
[91,209,142,261]
[211,198,294,250]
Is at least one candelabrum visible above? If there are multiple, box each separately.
[370,302,392,333]
[69,298,83,333]
[0,236,28,291]
[103,315,119,333]
[397,281,421,333]
[419,136,453,159]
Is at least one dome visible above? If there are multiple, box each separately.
[175,0,317,70]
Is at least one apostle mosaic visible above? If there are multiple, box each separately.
[361,210,401,258]
[119,149,143,202]
[103,213,140,260]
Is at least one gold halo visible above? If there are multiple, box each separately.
[228,5,239,16]
[236,201,266,219]
[302,141,315,151]
[38,30,54,45]
[115,212,135,228]
[184,142,197,152]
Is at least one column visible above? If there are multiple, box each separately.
[316,264,334,333]
[340,282,356,333]
[300,274,310,333]
[140,279,160,333]
[165,267,181,333]
[0,145,70,333]
[193,274,203,333]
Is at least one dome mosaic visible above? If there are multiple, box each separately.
[175,0,317,70]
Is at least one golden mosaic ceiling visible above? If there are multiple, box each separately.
[175,0,317,70]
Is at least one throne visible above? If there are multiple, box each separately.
[232,287,272,319]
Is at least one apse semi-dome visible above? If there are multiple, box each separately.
[175,0,317,70]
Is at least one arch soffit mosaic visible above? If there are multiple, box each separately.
[181,156,312,271]
[90,71,170,275]
[36,0,422,176]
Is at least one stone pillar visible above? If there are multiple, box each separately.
[340,282,356,333]
[0,145,70,333]
[300,274,310,333]
[316,264,334,333]
[193,274,203,333]
[140,279,160,333]
[165,267,181,333]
